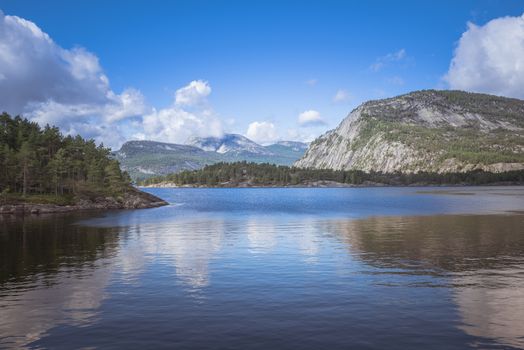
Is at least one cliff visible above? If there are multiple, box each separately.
[295,90,524,173]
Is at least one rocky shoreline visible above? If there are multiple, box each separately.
[141,180,523,189]
[141,180,357,188]
[0,189,168,215]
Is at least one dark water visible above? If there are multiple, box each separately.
[1,187,524,349]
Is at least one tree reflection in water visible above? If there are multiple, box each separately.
[1,212,523,349]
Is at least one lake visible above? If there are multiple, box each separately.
[1,187,524,349]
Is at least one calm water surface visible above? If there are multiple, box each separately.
[1,187,524,349]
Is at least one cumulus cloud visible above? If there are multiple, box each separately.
[332,89,352,103]
[0,11,229,148]
[298,110,325,127]
[174,80,211,106]
[137,83,223,144]
[0,10,147,148]
[370,48,406,72]
[445,13,524,99]
[0,10,330,149]
[246,121,278,144]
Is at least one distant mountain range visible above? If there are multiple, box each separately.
[188,134,274,155]
[115,134,308,180]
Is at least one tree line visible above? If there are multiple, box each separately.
[0,112,131,203]
[139,161,524,187]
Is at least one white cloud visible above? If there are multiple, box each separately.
[0,10,146,148]
[0,11,228,149]
[445,13,524,99]
[28,99,144,148]
[298,110,325,127]
[139,90,223,144]
[370,49,406,72]
[174,80,211,106]
[136,79,224,144]
[246,121,278,144]
[332,89,352,103]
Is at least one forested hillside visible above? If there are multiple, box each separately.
[0,113,132,204]
[139,162,524,187]
[115,137,308,181]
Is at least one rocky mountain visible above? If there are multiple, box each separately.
[295,90,524,173]
[115,136,308,180]
[188,134,273,156]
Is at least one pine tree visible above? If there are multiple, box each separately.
[17,141,36,196]
[0,113,132,200]
[48,148,67,195]
[105,160,125,195]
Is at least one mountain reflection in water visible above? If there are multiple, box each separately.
[1,188,523,349]
[329,214,524,348]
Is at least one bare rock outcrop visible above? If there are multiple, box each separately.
[295,90,524,173]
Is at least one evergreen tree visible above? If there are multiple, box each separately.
[105,160,126,194]
[139,162,524,187]
[48,148,67,195]
[18,141,36,196]
[0,113,132,201]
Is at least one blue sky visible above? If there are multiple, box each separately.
[0,0,523,148]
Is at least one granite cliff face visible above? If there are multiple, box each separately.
[295,90,524,173]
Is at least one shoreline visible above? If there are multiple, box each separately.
[140,180,524,189]
[0,189,168,215]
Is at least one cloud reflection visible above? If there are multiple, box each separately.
[0,258,114,349]
[116,219,226,289]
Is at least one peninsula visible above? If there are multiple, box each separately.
[0,113,167,214]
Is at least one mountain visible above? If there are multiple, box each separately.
[295,90,524,173]
[114,141,222,180]
[266,141,309,153]
[264,141,309,164]
[188,134,273,156]
[115,136,308,180]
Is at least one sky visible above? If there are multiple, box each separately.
[0,0,523,149]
